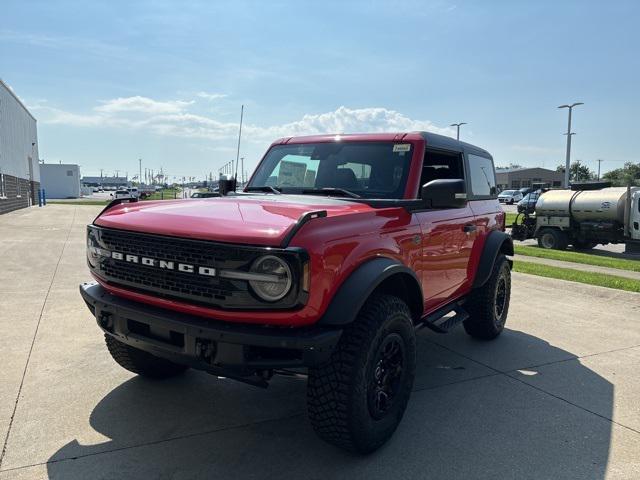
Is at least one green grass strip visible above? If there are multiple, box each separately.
[514,245,640,272]
[505,212,518,225]
[514,261,640,293]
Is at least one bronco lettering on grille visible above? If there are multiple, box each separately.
[110,251,216,277]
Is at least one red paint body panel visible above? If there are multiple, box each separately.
[94,196,373,246]
[92,134,504,328]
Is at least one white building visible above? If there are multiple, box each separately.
[0,79,41,214]
[40,163,81,199]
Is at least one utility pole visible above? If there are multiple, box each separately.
[597,159,603,180]
[450,122,467,141]
[139,158,142,186]
[558,102,584,188]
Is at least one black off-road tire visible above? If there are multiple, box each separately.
[537,228,568,250]
[307,295,416,453]
[463,254,511,340]
[105,334,188,379]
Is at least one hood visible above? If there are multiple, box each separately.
[94,195,374,246]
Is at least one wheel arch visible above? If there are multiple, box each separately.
[472,230,513,289]
[317,257,423,326]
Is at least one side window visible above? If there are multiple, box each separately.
[420,149,464,194]
[468,154,497,197]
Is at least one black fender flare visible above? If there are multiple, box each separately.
[472,230,514,288]
[318,257,423,326]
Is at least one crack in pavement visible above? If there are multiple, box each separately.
[0,207,78,470]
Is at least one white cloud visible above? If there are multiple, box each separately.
[196,92,227,101]
[252,106,453,139]
[33,96,454,142]
[95,96,193,114]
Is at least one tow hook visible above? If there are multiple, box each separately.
[196,338,216,364]
[98,312,114,332]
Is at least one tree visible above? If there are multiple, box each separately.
[556,161,595,182]
[496,163,523,170]
[602,162,640,186]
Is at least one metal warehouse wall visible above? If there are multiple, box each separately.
[0,79,40,182]
[40,164,81,198]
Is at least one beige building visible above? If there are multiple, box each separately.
[496,167,564,191]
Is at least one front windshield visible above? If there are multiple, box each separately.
[248,142,414,199]
[500,190,515,195]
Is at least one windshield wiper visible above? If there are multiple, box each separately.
[244,185,281,194]
[301,188,360,198]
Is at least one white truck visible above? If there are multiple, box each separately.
[511,186,640,252]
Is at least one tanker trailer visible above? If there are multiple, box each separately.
[511,186,640,250]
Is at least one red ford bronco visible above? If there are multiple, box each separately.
[81,132,512,453]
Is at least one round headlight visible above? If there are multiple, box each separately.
[249,255,292,302]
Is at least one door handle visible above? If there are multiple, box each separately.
[463,224,477,233]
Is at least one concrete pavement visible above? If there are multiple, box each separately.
[1,205,639,479]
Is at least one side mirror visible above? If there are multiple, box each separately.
[421,179,467,209]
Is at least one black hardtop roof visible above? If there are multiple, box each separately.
[415,131,492,159]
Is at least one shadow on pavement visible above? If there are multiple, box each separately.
[47,330,613,479]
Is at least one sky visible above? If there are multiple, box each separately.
[1,0,639,181]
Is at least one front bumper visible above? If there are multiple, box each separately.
[80,282,341,377]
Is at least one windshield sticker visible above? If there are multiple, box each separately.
[392,144,411,153]
[277,160,308,186]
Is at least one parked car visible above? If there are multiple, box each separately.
[498,189,523,204]
[82,131,512,453]
[111,189,133,200]
[518,187,534,196]
[190,191,221,198]
[517,190,543,214]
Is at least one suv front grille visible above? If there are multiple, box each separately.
[87,226,304,310]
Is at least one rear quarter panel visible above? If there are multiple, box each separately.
[468,199,505,283]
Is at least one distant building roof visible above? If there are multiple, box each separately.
[82,176,128,184]
[496,167,558,174]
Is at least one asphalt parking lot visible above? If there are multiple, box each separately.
[1,205,639,479]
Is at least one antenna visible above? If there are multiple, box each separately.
[233,105,244,189]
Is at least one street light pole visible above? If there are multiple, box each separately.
[597,159,603,180]
[558,102,583,188]
[139,158,142,186]
[450,122,467,141]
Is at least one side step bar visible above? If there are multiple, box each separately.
[419,301,469,334]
